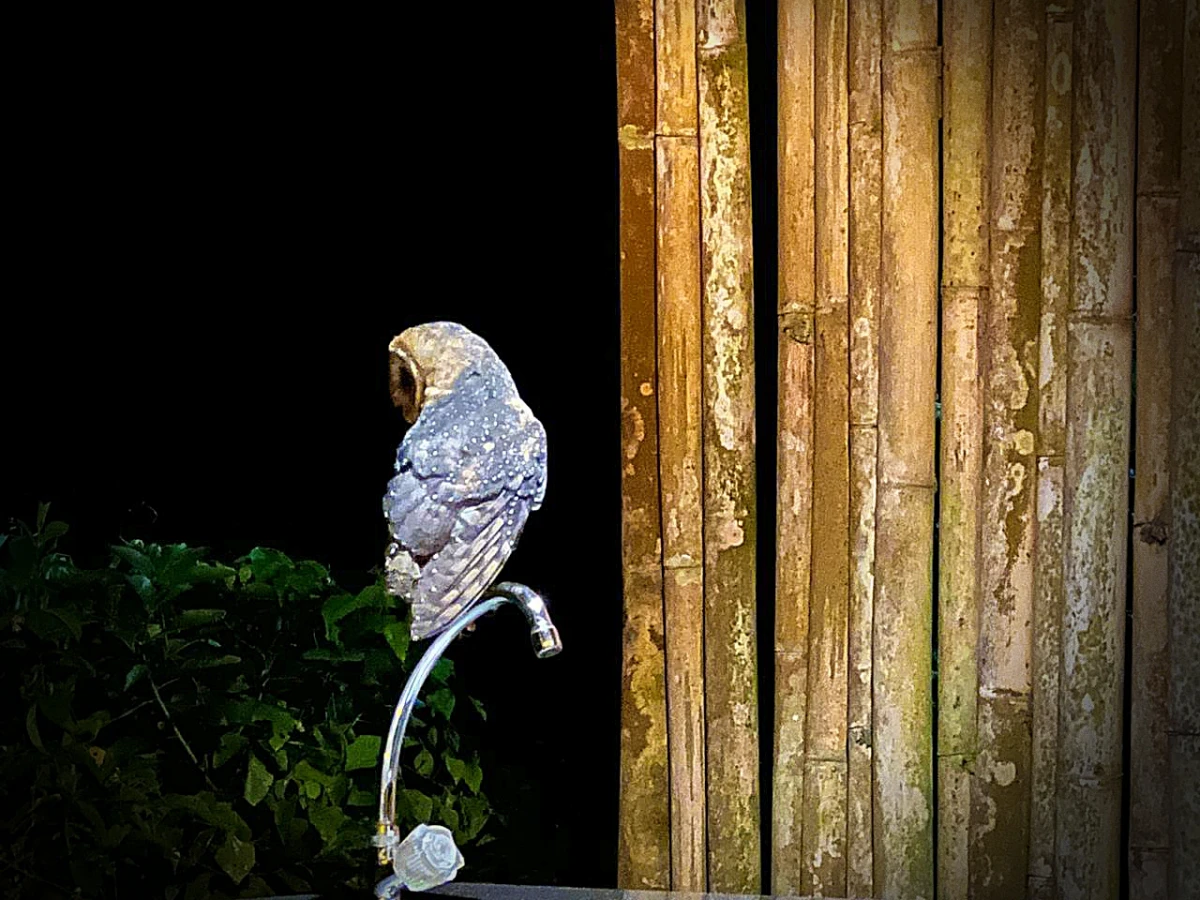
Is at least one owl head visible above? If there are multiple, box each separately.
[388,322,500,424]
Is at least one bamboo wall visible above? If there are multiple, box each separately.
[616,1,1198,898]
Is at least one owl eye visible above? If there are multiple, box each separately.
[389,343,426,424]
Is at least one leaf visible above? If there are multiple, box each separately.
[215,832,255,885]
[402,789,433,822]
[345,734,381,771]
[285,559,330,596]
[383,620,410,663]
[166,791,251,839]
[430,658,454,683]
[46,606,83,640]
[470,696,487,721]
[428,688,455,719]
[464,758,484,794]
[214,733,248,767]
[291,759,336,788]
[414,747,434,777]
[247,546,293,584]
[127,573,154,604]
[37,501,50,531]
[347,788,375,806]
[320,584,385,640]
[458,796,491,842]
[444,755,466,785]
[26,705,44,752]
[125,663,149,691]
[25,607,73,643]
[40,520,69,543]
[174,608,227,629]
[308,803,346,846]
[437,798,460,832]
[112,544,155,575]
[244,754,273,806]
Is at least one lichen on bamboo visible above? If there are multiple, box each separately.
[698,2,760,892]
[874,4,939,889]
[846,1,882,893]
[616,0,670,888]
[939,0,991,893]
[1056,1,1137,896]
[772,0,815,886]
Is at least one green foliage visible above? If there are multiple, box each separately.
[0,507,492,899]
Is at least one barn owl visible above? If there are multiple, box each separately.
[383,322,547,640]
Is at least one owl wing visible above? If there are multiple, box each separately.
[385,396,546,640]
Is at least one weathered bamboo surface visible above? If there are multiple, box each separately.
[773,0,815,894]
[801,0,851,893]
[616,0,670,889]
[617,1,761,891]
[615,4,1188,898]
[1057,0,1136,896]
[655,1,706,893]
[846,0,881,895]
[971,1,1043,896]
[874,1,939,895]
[938,0,989,894]
[1168,4,1199,898]
[1130,0,1184,896]
[698,1,760,892]
[1029,10,1072,900]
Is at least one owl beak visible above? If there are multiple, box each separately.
[388,338,425,424]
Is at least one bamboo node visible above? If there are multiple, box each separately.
[779,311,813,344]
[1134,516,1170,545]
[618,124,655,151]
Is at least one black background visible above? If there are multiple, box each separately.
[4,2,779,889]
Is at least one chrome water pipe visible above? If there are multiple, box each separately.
[373,582,561,878]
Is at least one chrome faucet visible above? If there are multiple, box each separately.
[373,582,561,896]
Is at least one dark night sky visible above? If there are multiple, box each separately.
[5,2,779,888]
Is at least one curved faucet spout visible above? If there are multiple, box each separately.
[373,583,560,870]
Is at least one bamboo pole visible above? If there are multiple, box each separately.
[656,0,707,890]
[938,0,989,894]
[800,0,850,893]
[874,1,938,895]
[1056,0,1136,895]
[697,1,759,892]
[616,0,671,889]
[846,0,882,894]
[971,1,1043,896]
[1168,4,1199,896]
[773,0,816,893]
[1129,0,1184,894]
[1029,9,1072,899]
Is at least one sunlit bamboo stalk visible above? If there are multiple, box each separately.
[1056,0,1136,896]
[1167,4,1199,897]
[655,0,707,890]
[1128,0,1184,895]
[773,0,816,892]
[800,0,850,893]
[615,0,671,889]
[938,0,989,894]
[1029,9,1072,899]
[873,1,939,896]
[697,1,760,892]
[846,0,882,894]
